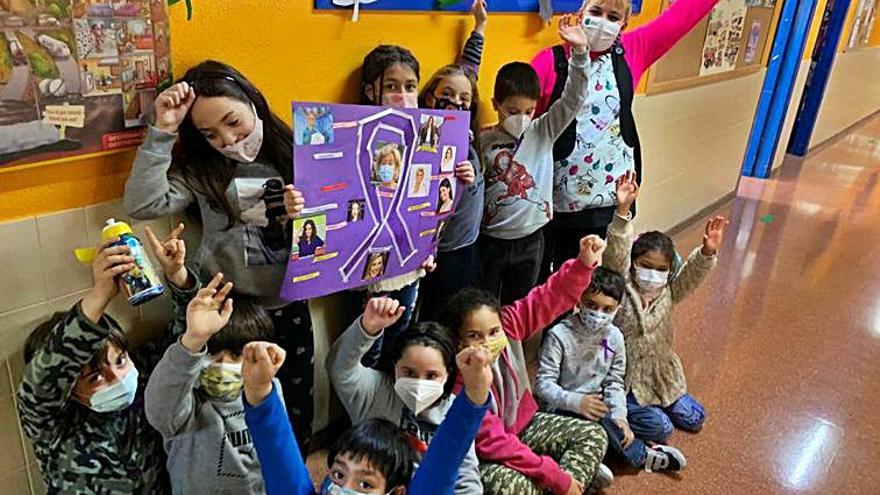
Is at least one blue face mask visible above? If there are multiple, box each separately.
[88,366,139,413]
[378,164,395,183]
[320,477,392,495]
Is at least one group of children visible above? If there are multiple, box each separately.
[16,0,732,494]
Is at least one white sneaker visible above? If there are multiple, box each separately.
[644,445,687,473]
[590,463,614,490]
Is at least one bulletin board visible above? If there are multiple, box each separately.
[0,0,172,168]
[646,0,780,94]
[314,0,644,14]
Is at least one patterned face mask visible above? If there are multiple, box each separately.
[199,361,244,400]
[483,334,509,363]
[578,308,616,332]
[320,477,392,495]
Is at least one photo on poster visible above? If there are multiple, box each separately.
[347,199,366,223]
[80,58,121,95]
[362,251,390,281]
[440,145,456,172]
[744,20,762,64]
[294,105,334,145]
[74,18,120,59]
[237,177,292,266]
[292,215,328,258]
[73,1,115,18]
[126,54,156,88]
[371,141,405,189]
[112,0,150,17]
[117,18,154,54]
[408,164,431,198]
[436,176,455,214]
[417,114,443,151]
[152,21,169,58]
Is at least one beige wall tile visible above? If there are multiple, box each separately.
[0,397,27,479]
[0,305,50,375]
[136,293,174,349]
[0,219,46,314]
[0,360,11,401]
[813,49,880,147]
[28,462,45,495]
[84,201,130,245]
[0,465,31,495]
[35,209,92,300]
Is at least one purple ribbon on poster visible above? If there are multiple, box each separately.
[339,109,418,282]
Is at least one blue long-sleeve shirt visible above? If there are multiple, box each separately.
[244,384,489,495]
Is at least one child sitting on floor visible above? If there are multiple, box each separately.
[442,235,608,495]
[241,339,493,495]
[603,171,727,466]
[535,266,686,482]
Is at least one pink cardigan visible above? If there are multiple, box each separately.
[457,259,595,495]
[532,0,721,116]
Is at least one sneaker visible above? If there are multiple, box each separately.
[644,445,687,473]
[590,463,614,490]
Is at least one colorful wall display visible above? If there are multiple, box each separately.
[0,0,172,167]
[699,0,748,76]
[315,0,642,15]
[281,102,469,301]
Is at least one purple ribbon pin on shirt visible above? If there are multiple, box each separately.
[601,338,615,362]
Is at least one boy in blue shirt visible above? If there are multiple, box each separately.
[242,335,493,495]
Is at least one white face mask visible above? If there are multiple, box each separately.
[583,16,622,52]
[634,266,668,292]
[578,308,616,332]
[382,91,418,109]
[215,106,264,163]
[501,114,532,139]
[394,377,444,415]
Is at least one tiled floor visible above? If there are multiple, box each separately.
[607,115,880,494]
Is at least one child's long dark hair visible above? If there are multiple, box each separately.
[387,322,458,398]
[176,60,293,229]
[419,64,482,153]
[360,45,420,105]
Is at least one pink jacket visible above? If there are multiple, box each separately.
[457,259,595,495]
[532,0,721,115]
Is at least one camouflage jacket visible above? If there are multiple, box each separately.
[17,302,174,494]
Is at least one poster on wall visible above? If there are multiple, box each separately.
[743,19,762,63]
[699,0,747,76]
[280,102,469,301]
[848,0,878,48]
[315,0,643,15]
[0,0,172,168]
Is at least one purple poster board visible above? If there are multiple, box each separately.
[280,102,470,301]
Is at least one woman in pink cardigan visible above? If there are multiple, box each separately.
[533,0,721,279]
[442,236,610,495]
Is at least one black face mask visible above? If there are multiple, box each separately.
[432,96,468,111]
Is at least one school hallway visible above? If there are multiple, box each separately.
[604,114,880,494]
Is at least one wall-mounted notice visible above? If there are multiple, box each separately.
[699,0,747,76]
[280,102,470,301]
[0,0,172,167]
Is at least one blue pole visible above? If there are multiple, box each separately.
[741,0,801,177]
[787,0,853,156]
[752,0,819,178]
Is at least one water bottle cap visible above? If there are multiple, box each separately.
[102,218,133,240]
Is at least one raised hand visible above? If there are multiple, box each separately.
[577,234,607,268]
[702,216,729,255]
[455,161,476,185]
[361,297,405,336]
[457,346,493,405]
[579,393,609,421]
[242,341,286,406]
[182,273,233,353]
[80,240,133,323]
[154,82,196,134]
[559,14,589,54]
[282,185,305,220]
[615,170,639,215]
[471,0,488,34]
[144,223,188,288]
